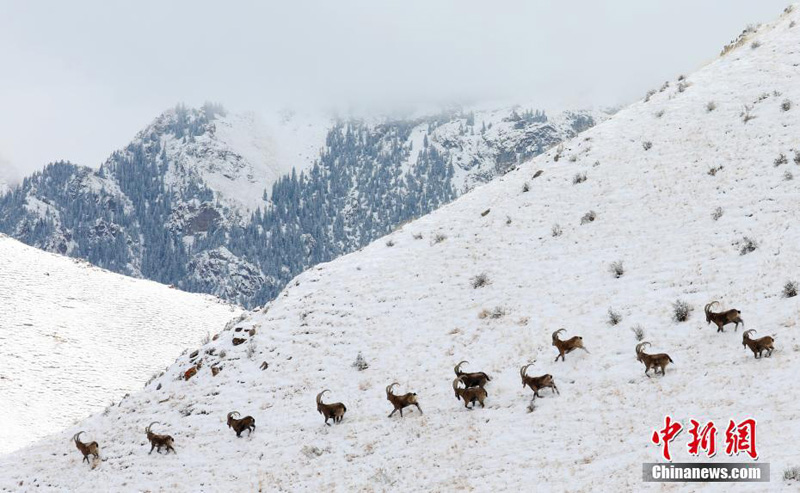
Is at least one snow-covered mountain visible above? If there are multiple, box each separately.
[0,104,602,307]
[0,234,241,455]
[2,5,799,491]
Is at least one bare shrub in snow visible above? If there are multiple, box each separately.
[568,154,578,163]
[783,281,798,298]
[219,349,227,359]
[631,324,645,342]
[553,145,564,162]
[490,306,506,319]
[711,206,724,221]
[739,236,758,255]
[785,171,794,181]
[506,216,512,225]
[782,99,792,111]
[644,89,656,102]
[580,211,597,225]
[659,81,669,92]
[471,273,490,289]
[741,104,756,123]
[522,182,530,193]
[352,352,369,371]
[794,151,800,165]
[642,141,653,151]
[655,109,665,118]
[607,308,622,326]
[751,40,761,49]
[791,20,797,28]
[677,81,689,93]
[201,332,210,344]
[672,299,692,322]
[551,224,563,237]
[246,340,257,360]
[413,232,423,240]
[610,260,625,278]
[706,101,717,112]
[573,173,587,184]
[785,466,800,482]
[775,153,788,166]
[432,233,447,244]
[479,306,506,319]
[707,165,724,176]
[385,239,395,247]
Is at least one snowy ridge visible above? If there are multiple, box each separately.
[145,108,330,218]
[0,235,241,455]
[5,7,800,489]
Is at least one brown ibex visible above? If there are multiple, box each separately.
[227,411,256,437]
[552,329,589,362]
[316,390,347,425]
[72,431,99,464]
[145,422,176,454]
[386,382,423,418]
[452,377,488,409]
[742,330,774,359]
[184,359,202,381]
[705,301,743,332]
[453,361,491,388]
[519,364,559,398]
[635,342,674,377]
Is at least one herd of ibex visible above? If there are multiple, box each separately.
[71,300,777,465]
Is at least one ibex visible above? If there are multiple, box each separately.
[316,390,347,425]
[72,431,99,464]
[705,301,743,332]
[635,342,674,377]
[552,329,589,362]
[452,377,487,409]
[227,411,256,437]
[742,330,775,359]
[519,364,559,398]
[184,359,202,381]
[145,422,176,454]
[453,361,491,388]
[386,382,423,418]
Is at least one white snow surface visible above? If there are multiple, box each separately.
[0,235,242,455]
[3,6,800,491]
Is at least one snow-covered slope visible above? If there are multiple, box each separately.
[144,106,330,218]
[4,6,800,491]
[0,235,241,455]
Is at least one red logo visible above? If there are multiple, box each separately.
[687,420,717,458]
[651,416,683,461]
[725,418,758,460]
[651,417,758,461]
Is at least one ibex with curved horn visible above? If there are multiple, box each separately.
[453,361,491,389]
[552,329,589,362]
[386,382,422,418]
[519,364,559,398]
[452,376,487,409]
[72,431,99,464]
[145,421,176,455]
[316,390,347,425]
[227,411,256,437]
[742,330,774,359]
[635,342,674,377]
[705,301,743,332]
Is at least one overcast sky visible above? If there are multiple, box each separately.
[0,0,790,184]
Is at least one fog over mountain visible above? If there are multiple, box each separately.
[0,0,789,182]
